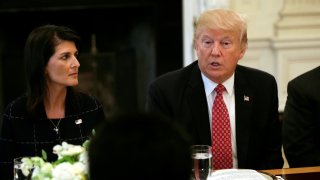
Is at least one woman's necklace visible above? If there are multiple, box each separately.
[49,118,62,134]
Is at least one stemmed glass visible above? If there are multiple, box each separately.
[190,145,213,180]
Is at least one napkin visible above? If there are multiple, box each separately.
[209,169,272,180]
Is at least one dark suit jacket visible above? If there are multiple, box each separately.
[146,61,283,170]
[283,66,320,167]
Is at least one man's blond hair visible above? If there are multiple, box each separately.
[194,9,248,50]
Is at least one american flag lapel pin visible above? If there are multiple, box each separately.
[75,119,82,125]
[244,95,250,102]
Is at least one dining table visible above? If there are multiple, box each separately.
[261,166,320,180]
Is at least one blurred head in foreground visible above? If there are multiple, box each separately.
[89,112,192,180]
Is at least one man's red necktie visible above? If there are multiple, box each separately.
[211,84,233,169]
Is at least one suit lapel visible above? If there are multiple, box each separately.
[234,66,253,167]
[186,64,212,145]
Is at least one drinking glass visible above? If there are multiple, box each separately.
[190,145,212,180]
[13,157,33,180]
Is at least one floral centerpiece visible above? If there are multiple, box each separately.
[18,140,90,180]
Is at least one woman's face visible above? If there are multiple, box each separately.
[195,28,245,83]
[45,40,80,88]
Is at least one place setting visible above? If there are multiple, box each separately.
[190,145,276,180]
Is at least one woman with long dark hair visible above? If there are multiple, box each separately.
[0,24,105,179]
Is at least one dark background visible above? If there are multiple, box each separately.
[0,0,183,117]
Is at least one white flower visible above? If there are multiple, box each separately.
[53,142,84,159]
[79,152,89,174]
[20,157,34,177]
[17,141,90,180]
[32,162,53,179]
[52,162,86,180]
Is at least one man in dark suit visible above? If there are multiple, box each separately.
[283,66,320,167]
[146,9,283,170]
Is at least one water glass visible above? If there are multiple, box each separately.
[13,157,32,180]
[190,145,212,180]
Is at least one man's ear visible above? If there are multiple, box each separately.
[193,40,198,50]
[238,47,247,60]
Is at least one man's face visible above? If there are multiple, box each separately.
[195,28,245,83]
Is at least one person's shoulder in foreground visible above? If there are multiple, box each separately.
[88,112,192,180]
[283,66,320,167]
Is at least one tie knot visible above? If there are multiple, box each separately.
[215,84,225,95]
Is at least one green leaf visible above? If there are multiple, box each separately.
[41,150,48,161]
[53,155,78,165]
